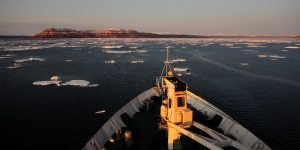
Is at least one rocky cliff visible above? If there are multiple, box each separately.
[33,28,298,39]
[34,28,161,38]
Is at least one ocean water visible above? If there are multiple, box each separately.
[0,38,300,150]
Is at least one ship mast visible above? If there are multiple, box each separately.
[156,47,173,94]
[164,46,173,77]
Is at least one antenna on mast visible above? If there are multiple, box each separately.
[156,46,173,94]
[164,46,173,77]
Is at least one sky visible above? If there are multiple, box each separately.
[0,0,299,35]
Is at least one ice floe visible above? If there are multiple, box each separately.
[6,63,22,69]
[65,59,73,62]
[33,79,98,87]
[101,45,124,49]
[247,45,266,48]
[220,43,234,47]
[171,58,187,63]
[258,55,268,58]
[240,63,249,66]
[269,55,286,59]
[95,110,106,114]
[61,80,99,87]
[15,57,45,63]
[240,50,255,52]
[104,60,116,64]
[135,49,148,53]
[229,46,241,49]
[285,46,299,49]
[173,68,189,72]
[177,73,183,77]
[258,54,286,59]
[129,46,138,49]
[33,81,61,86]
[130,60,144,64]
[0,57,10,59]
[103,50,132,54]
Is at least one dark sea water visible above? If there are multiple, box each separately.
[0,38,300,150]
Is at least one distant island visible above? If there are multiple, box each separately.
[2,28,299,39]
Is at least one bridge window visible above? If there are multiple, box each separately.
[169,98,172,108]
[177,97,185,107]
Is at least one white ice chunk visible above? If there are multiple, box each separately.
[104,60,116,64]
[285,46,299,49]
[101,45,124,49]
[177,73,183,77]
[130,60,144,64]
[33,81,61,86]
[269,55,286,59]
[7,63,22,69]
[240,50,255,52]
[103,50,132,54]
[240,63,249,66]
[61,80,90,87]
[95,110,106,114]
[135,50,148,53]
[258,55,268,58]
[15,57,45,63]
[173,68,189,72]
[87,84,99,87]
[60,80,98,87]
[171,58,187,63]
[0,57,9,59]
[129,46,138,49]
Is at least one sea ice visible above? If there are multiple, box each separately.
[177,73,183,77]
[220,43,234,47]
[6,63,22,69]
[257,54,286,59]
[258,55,268,58]
[173,68,189,72]
[0,57,9,59]
[240,63,249,66]
[104,60,116,64]
[171,59,187,63]
[61,80,99,87]
[135,50,148,53]
[101,45,124,49]
[15,57,45,63]
[33,81,61,86]
[95,110,106,114]
[269,55,286,59]
[285,46,299,49]
[103,50,132,54]
[129,46,138,49]
[130,60,144,64]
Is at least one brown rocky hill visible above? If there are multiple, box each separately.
[34,28,160,38]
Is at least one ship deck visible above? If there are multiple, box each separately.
[83,88,271,150]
